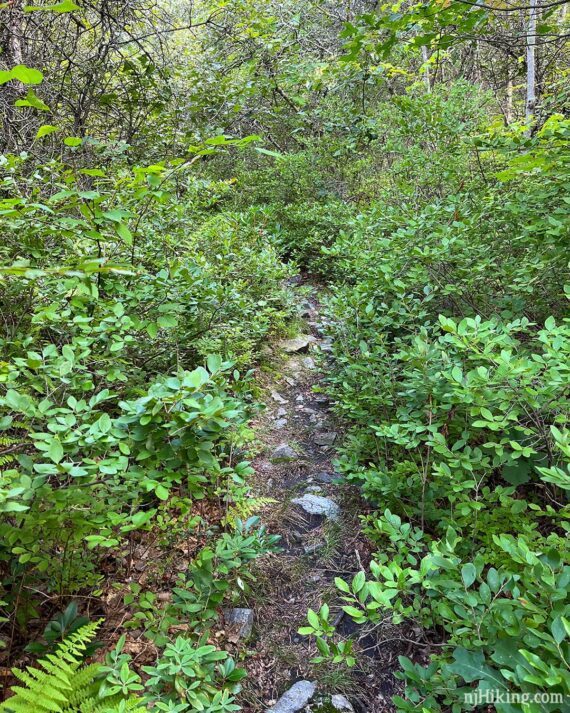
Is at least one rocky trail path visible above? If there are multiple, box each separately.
[230,279,404,713]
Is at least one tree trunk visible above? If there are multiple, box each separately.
[7,0,24,63]
[525,0,537,133]
[506,75,513,124]
[421,45,431,93]
[6,0,25,94]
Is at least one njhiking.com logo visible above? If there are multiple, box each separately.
[463,689,568,707]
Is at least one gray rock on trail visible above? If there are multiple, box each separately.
[277,407,287,417]
[331,695,355,712]
[303,542,324,555]
[270,443,297,463]
[315,471,336,484]
[223,608,254,641]
[271,391,288,404]
[274,418,288,429]
[314,431,337,446]
[299,300,313,317]
[278,335,317,353]
[303,356,316,370]
[291,493,340,520]
[266,680,317,713]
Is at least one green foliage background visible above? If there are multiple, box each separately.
[1,0,569,710]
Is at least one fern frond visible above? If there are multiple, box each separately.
[0,436,21,446]
[224,496,276,527]
[79,696,147,713]
[3,687,63,712]
[55,620,100,662]
[39,656,76,686]
[0,621,102,713]
[13,667,71,698]
[0,621,145,713]
[0,436,24,470]
[68,663,101,695]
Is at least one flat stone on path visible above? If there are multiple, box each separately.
[278,335,316,353]
[266,680,317,712]
[315,471,336,483]
[291,493,340,520]
[330,695,355,712]
[314,431,337,446]
[223,608,253,641]
[270,443,297,463]
[271,391,288,404]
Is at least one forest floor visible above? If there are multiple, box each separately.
[234,278,415,712]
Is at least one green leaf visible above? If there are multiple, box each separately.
[183,367,210,390]
[24,0,80,11]
[116,222,133,245]
[307,609,320,629]
[551,617,567,645]
[4,389,35,416]
[155,484,169,501]
[79,168,106,176]
[64,136,82,147]
[36,124,59,138]
[97,413,112,434]
[502,459,531,486]
[255,147,284,159]
[15,88,50,111]
[451,366,463,383]
[352,571,366,593]
[461,563,476,588]
[1,501,29,513]
[0,65,44,85]
[335,577,351,594]
[103,209,130,222]
[157,314,177,329]
[48,438,64,464]
[447,647,506,688]
[207,354,222,373]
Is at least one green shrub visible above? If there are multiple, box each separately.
[299,116,570,710]
[0,150,289,653]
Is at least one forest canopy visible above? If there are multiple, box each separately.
[0,0,569,711]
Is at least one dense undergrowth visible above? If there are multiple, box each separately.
[0,147,292,711]
[1,0,569,710]
[274,99,570,709]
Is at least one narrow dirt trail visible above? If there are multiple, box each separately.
[235,279,404,713]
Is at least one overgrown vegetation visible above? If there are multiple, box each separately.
[299,113,570,710]
[1,0,569,710]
